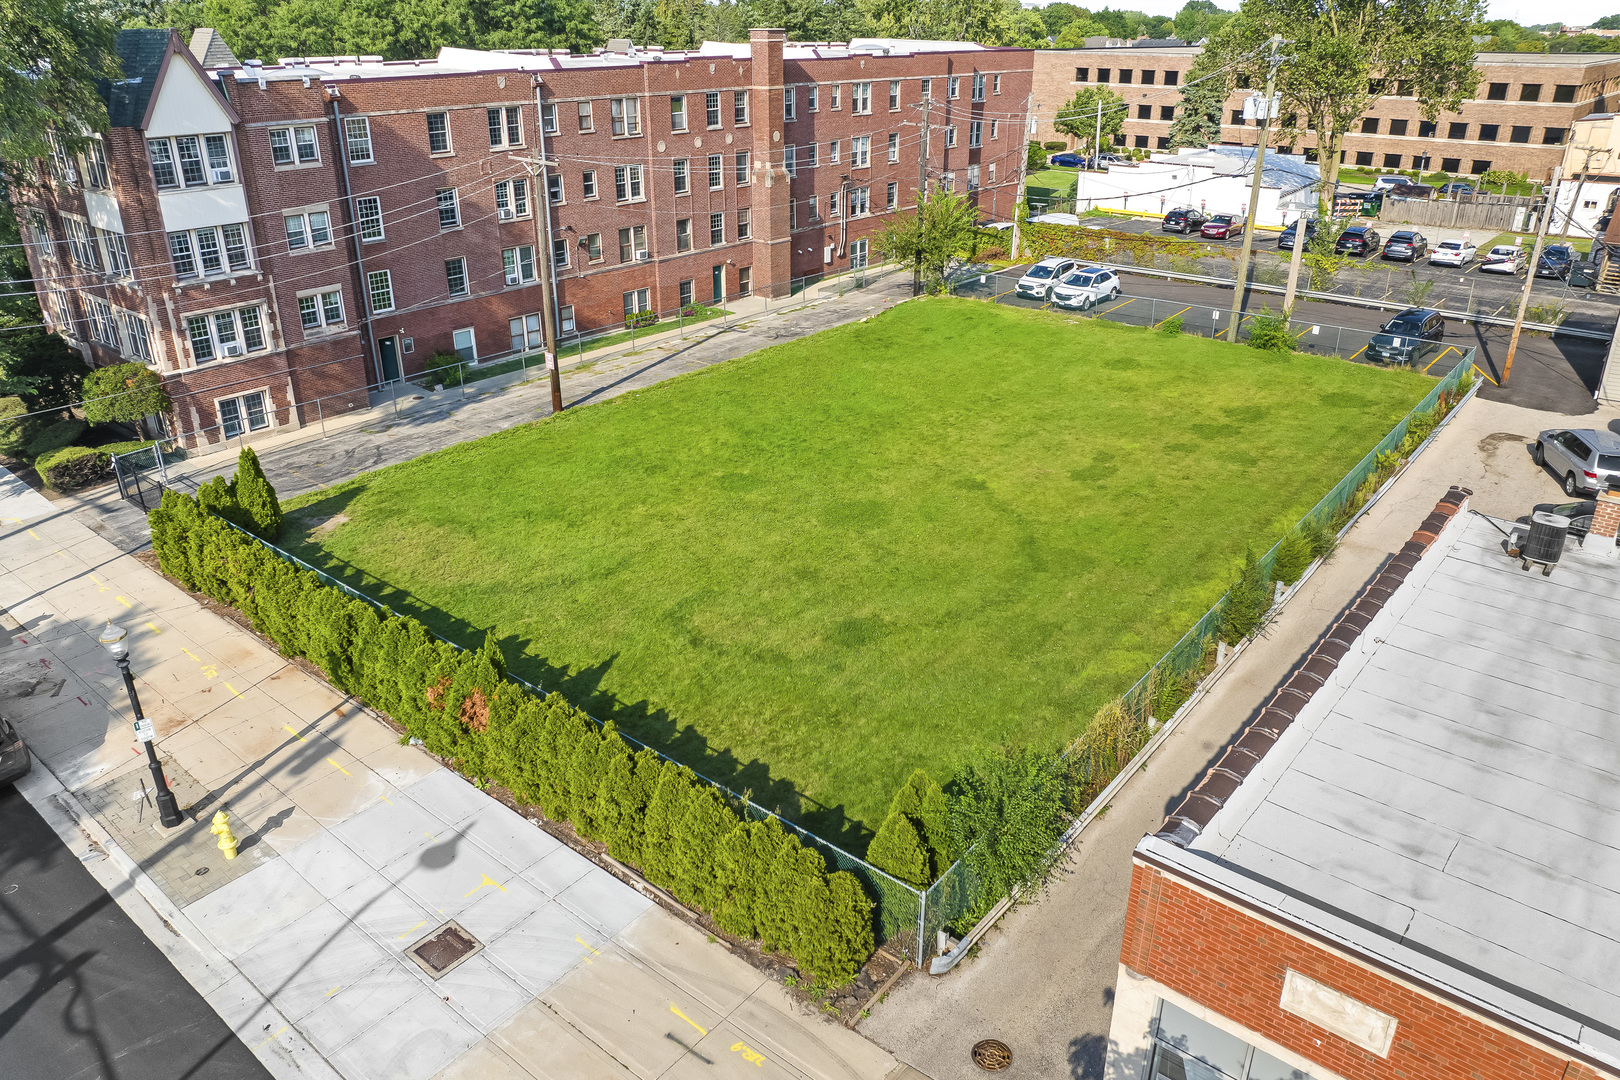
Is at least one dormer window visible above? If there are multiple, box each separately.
[149,133,235,189]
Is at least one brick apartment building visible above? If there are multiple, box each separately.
[1032,46,1620,182]
[1104,488,1620,1080]
[13,29,1031,447]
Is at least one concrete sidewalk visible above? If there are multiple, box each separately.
[859,392,1610,1080]
[0,467,906,1080]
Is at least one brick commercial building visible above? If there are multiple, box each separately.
[1031,46,1620,182]
[1105,488,1620,1080]
[13,29,1031,447]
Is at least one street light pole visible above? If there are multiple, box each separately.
[100,622,183,828]
[1503,165,1563,385]
[1227,35,1284,343]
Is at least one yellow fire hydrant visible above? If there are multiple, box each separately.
[211,810,239,860]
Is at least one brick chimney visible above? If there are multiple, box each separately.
[1589,484,1620,558]
[749,28,791,299]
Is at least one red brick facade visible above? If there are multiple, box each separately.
[12,30,1031,447]
[1118,860,1615,1080]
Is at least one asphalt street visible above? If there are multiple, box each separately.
[0,784,272,1080]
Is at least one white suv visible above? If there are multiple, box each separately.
[1016,257,1077,300]
[1050,266,1122,310]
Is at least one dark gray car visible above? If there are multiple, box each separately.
[1366,308,1445,365]
[0,713,29,787]
[1534,428,1620,496]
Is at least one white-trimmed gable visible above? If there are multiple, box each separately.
[146,57,233,138]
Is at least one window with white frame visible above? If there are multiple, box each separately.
[582,170,597,199]
[541,101,558,134]
[850,187,869,216]
[733,91,749,125]
[830,83,841,110]
[218,390,270,438]
[618,225,647,261]
[46,290,74,336]
[674,158,689,194]
[25,210,53,261]
[284,210,332,251]
[63,218,98,269]
[988,161,997,183]
[948,76,959,99]
[83,140,110,189]
[785,146,796,176]
[709,212,724,245]
[993,73,1001,94]
[680,279,694,308]
[487,106,523,147]
[298,288,345,332]
[47,130,77,183]
[149,134,233,187]
[445,257,468,297]
[584,232,602,261]
[671,95,687,131]
[343,117,373,163]
[807,84,818,111]
[676,217,692,252]
[969,120,982,147]
[889,81,901,110]
[920,77,932,100]
[494,178,530,218]
[436,188,460,229]
[737,208,751,239]
[356,196,384,241]
[270,125,320,165]
[548,174,563,204]
[736,151,749,185]
[888,132,899,162]
[853,136,870,167]
[946,125,957,147]
[828,139,839,164]
[452,328,476,362]
[972,73,985,101]
[708,154,723,189]
[706,91,721,127]
[511,313,542,351]
[991,119,999,140]
[168,223,253,279]
[185,305,267,362]
[99,229,131,277]
[86,297,119,347]
[967,164,980,189]
[578,101,594,131]
[828,190,840,217]
[853,82,871,114]
[851,237,868,268]
[785,87,796,120]
[427,112,451,153]
[614,164,644,202]
[623,288,651,317]
[503,245,537,284]
[552,237,568,269]
[886,180,898,208]
[804,142,818,168]
[119,311,153,362]
[610,97,640,136]
[367,269,394,312]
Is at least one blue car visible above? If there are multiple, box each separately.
[1048,153,1085,167]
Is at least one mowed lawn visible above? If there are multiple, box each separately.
[286,298,1432,842]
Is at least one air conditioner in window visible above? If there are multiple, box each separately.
[635,250,651,260]
[211,168,234,184]
[498,208,516,220]
[223,342,243,356]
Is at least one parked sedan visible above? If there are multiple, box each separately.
[1335,225,1381,256]
[1438,182,1475,196]
[1381,230,1428,262]
[1048,152,1085,167]
[1535,244,1575,280]
[1533,428,1620,495]
[1050,265,1123,310]
[1275,219,1318,249]
[0,713,29,788]
[1200,213,1246,240]
[1161,207,1208,233]
[1428,240,1476,267]
[1479,245,1524,274]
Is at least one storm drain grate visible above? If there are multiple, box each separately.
[405,920,483,979]
[971,1040,1013,1071]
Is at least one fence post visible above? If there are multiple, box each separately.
[318,397,326,436]
[917,884,929,969]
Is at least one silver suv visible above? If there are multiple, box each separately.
[1534,428,1620,496]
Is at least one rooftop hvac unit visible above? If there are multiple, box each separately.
[1518,511,1569,575]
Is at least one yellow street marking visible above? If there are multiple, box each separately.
[27,528,40,540]
[252,1026,288,1050]
[328,757,351,776]
[1471,363,1499,385]
[731,1043,767,1067]
[670,1005,707,1037]
[55,550,68,561]
[1349,345,1368,361]
[575,936,601,956]
[225,683,241,697]
[145,622,162,634]
[1105,297,1136,311]
[282,725,307,742]
[117,595,132,608]
[181,647,200,660]
[1421,345,1461,374]
[462,873,507,898]
[90,573,101,583]
[397,920,428,940]
[325,986,342,997]
[382,796,395,805]
[1152,306,1192,330]
[199,664,217,680]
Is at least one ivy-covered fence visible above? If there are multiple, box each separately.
[148,491,900,985]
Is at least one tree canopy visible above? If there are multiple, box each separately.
[872,190,977,293]
[1166,51,1227,149]
[1,0,123,185]
[1054,86,1125,151]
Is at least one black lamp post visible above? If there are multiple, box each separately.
[100,621,183,827]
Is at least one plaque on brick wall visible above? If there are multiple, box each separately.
[1279,970,1396,1056]
[403,337,414,354]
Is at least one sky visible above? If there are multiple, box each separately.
[1019,0,1616,26]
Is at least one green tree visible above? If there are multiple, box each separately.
[949,745,1070,908]
[1270,529,1313,585]
[1204,0,1484,194]
[1040,2,1085,37]
[81,363,170,435]
[1596,15,1620,29]
[1167,53,1228,148]
[1219,548,1271,642]
[639,763,696,889]
[0,0,123,186]
[1173,0,1233,41]
[1053,17,1109,46]
[866,813,928,887]
[1053,86,1125,155]
[867,768,953,886]
[872,190,977,294]
[670,786,737,910]
[233,446,283,540]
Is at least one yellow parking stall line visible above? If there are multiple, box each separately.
[252,1027,288,1050]
[670,1004,707,1037]
[1349,345,1369,361]
[327,757,351,776]
[116,595,132,608]
[181,647,200,661]
[145,621,162,634]
[1152,306,1192,330]
[225,683,242,697]
[1105,297,1137,311]
[27,528,40,540]
[397,920,428,940]
[1422,345,1462,374]
[282,725,307,742]
[1471,363,1499,385]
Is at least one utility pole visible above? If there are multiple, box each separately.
[1282,202,1308,311]
[913,93,931,294]
[1227,35,1283,343]
[1011,100,1033,259]
[531,77,563,415]
[1502,165,1562,385]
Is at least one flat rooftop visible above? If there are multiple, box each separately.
[1143,506,1620,1066]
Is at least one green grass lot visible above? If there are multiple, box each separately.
[284,299,1431,847]
[1026,166,1078,210]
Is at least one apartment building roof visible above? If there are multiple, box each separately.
[1143,497,1620,1068]
[105,28,174,127]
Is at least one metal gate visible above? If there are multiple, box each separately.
[111,444,169,512]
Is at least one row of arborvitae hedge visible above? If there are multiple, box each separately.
[148,486,874,985]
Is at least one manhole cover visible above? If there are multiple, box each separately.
[972,1040,1013,1071]
[405,920,483,980]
